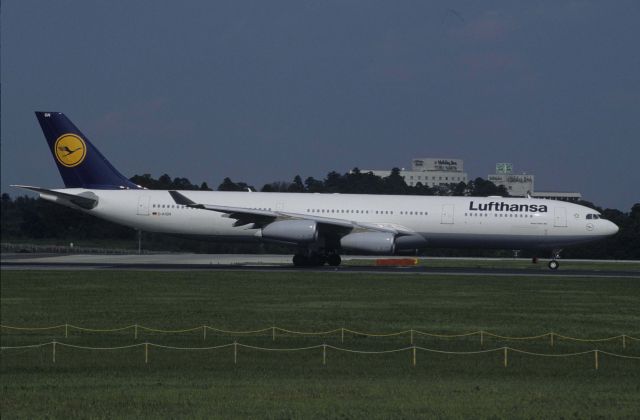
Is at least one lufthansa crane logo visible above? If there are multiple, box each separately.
[54,134,87,167]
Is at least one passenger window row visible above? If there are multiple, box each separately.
[307,209,391,215]
[152,204,189,209]
[464,212,533,218]
[306,209,429,216]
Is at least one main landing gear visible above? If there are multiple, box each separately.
[292,252,341,267]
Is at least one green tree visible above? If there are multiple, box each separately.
[287,175,305,192]
[466,178,509,197]
[217,177,242,191]
[324,171,344,193]
[383,168,409,195]
[305,177,325,193]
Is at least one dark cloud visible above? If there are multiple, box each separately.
[2,0,638,210]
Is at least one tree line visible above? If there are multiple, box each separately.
[211,168,509,197]
[1,170,638,259]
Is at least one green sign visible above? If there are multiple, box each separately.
[496,163,513,174]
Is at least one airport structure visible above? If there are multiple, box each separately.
[362,158,468,188]
[488,163,582,202]
[364,159,582,202]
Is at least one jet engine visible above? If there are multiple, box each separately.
[340,232,396,254]
[261,220,318,243]
[394,234,428,250]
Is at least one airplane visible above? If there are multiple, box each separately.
[13,112,619,269]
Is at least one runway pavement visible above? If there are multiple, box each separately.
[2,253,639,277]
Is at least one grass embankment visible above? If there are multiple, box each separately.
[1,271,639,418]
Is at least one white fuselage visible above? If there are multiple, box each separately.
[46,189,618,250]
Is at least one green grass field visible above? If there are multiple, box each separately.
[2,270,639,419]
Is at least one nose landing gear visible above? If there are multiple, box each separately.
[548,249,562,270]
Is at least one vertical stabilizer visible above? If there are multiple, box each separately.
[35,112,141,189]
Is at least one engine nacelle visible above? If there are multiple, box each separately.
[395,234,428,250]
[340,232,396,254]
[262,220,318,243]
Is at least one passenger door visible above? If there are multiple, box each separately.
[137,196,150,216]
[554,207,567,227]
[441,204,454,224]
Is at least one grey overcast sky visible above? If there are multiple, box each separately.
[2,1,639,210]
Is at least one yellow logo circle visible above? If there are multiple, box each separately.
[54,134,87,167]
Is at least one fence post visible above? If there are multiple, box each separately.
[595,350,599,370]
[65,324,68,338]
[341,328,344,344]
[203,326,207,341]
[323,344,326,365]
[52,340,56,363]
[145,343,149,364]
[272,326,275,341]
[135,324,138,340]
[412,346,416,367]
[503,347,508,368]
[550,332,554,347]
[480,330,484,347]
[410,329,414,345]
[622,335,626,350]
[234,341,237,364]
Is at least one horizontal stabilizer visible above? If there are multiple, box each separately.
[12,185,98,209]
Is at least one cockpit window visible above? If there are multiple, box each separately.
[586,214,600,220]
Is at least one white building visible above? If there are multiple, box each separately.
[530,191,582,202]
[488,163,535,197]
[489,163,581,202]
[363,158,468,188]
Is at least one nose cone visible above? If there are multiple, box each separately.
[603,220,619,236]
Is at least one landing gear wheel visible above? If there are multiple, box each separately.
[548,260,559,270]
[327,254,342,267]
[308,254,323,266]
[293,253,326,267]
[293,254,307,267]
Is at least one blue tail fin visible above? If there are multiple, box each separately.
[35,112,141,189]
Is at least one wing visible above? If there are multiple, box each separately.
[168,190,415,235]
[169,190,278,228]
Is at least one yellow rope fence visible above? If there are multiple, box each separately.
[1,341,638,369]
[2,324,638,348]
